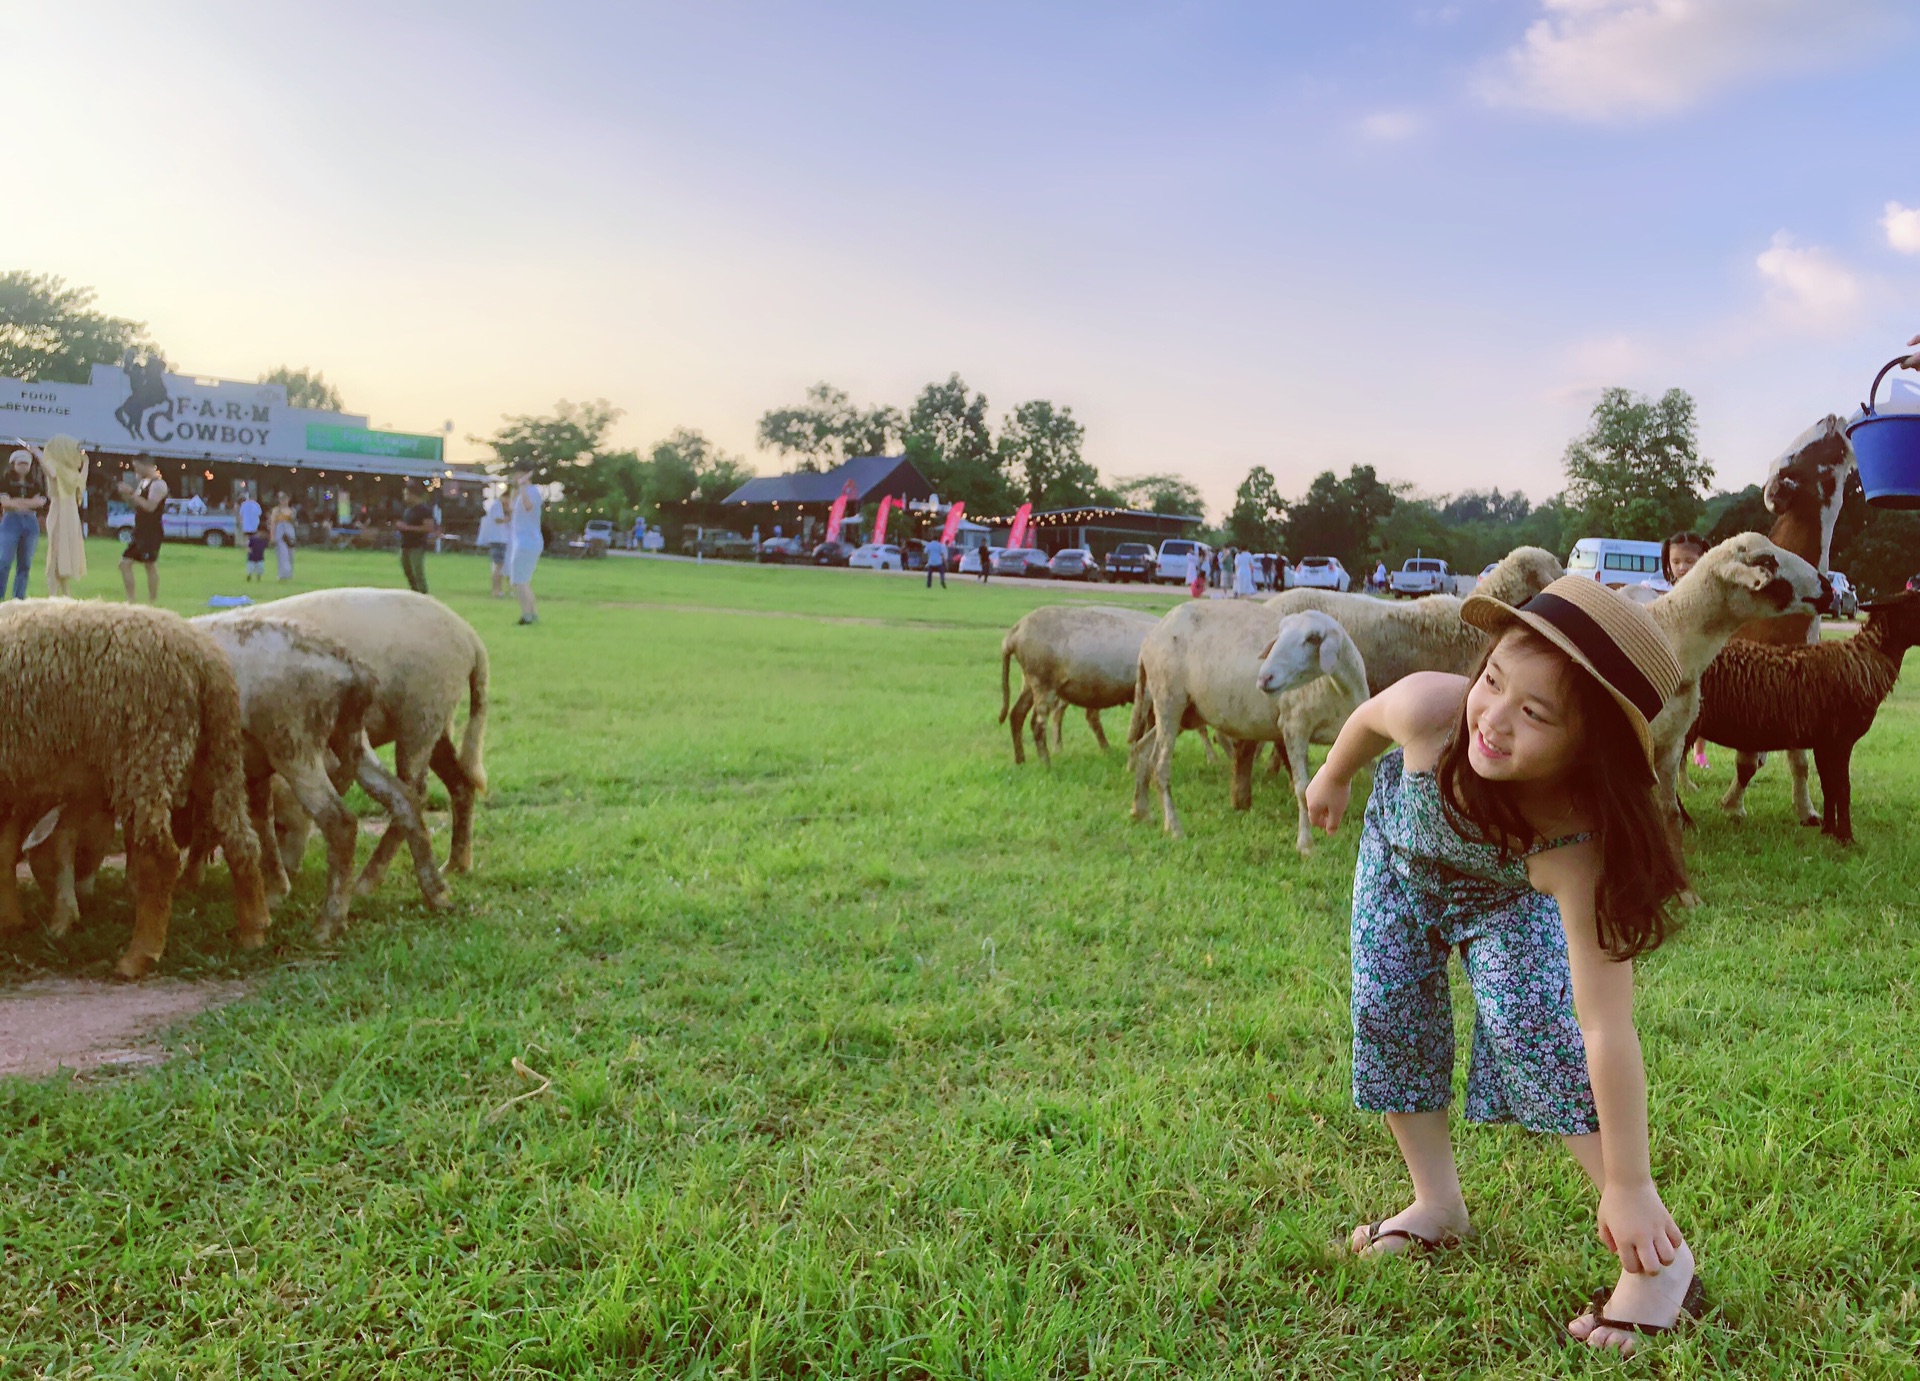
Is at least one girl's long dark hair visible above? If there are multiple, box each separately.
[1435,630,1687,961]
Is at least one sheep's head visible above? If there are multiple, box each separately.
[1763,415,1854,521]
[1861,590,1920,649]
[1257,611,1347,695]
[1476,546,1563,606]
[1676,533,1830,622]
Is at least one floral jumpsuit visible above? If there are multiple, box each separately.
[1349,749,1599,1136]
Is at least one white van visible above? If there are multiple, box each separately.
[1567,537,1665,589]
[1153,538,1211,584]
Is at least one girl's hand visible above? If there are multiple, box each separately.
[1596,1181,1683,1275]
[1305,768,1351,835]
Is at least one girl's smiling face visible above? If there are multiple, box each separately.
[1464,631,1584,783]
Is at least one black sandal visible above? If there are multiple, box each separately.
[1355,1218,1462,1254]
[1570,1272,1707,1342]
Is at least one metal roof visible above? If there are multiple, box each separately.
[721,454,932,506]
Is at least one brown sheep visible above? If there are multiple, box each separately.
[999,606,1164,765]
[0,602,269,977]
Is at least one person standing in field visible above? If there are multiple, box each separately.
[1233,546,1257,599]
[0,448,48,600]
[507,462,544,625]
[1304,578,1701,1356]
[36,437,89,597]
[477,486,509,597]
[396,481,437,594]
[237,488,261,570]
[271,491,297,581]
[1186,545,1205,598]
[244,525,268,581]
[978,544,991,582]
[119,456,167,603]
[923,534,948,589]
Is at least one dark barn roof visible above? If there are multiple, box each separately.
[722,454,932,507]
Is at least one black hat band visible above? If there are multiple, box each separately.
[1517,591,1665,722]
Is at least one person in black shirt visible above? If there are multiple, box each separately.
[0,449,48,600]
[118,457,168,603]
[396,481,438,594]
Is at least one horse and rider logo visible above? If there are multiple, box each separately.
[114,351,172,440]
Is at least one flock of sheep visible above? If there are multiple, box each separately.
[1001,417,1920,868]
[0,590,488,978]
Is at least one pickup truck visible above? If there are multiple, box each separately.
[680,528,757,560]
[1104,542,1156,583]
[108,500,240,548]
[1389,557,1453,597]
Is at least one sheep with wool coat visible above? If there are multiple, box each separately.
[1000,605,1163,765]
[1264,546,1562,695]
[1694,591,1920,843]
[0,601,269,978]
[1127,603,1367,841]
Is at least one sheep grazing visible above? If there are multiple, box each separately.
[1265,546,1562,695]
[1642,533,1831,845]
[1000,606,1163,765]
[189,610,455,936]
[261,589,489,889]
[1127,602,1367,840]
[1694,592,1920,842]
[1254,611,1371,855]
[1721,415,1857,823]
[0,602,268,978]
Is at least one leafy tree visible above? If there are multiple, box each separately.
[998,400,1107,509]
[1703,485,1769,545]
[261,365,344,412]
[644,427,754,508]
[473,399,621,486]
[1281,464,1397,572]
[1562,387,1713,540]
[903,374,1018,513]
[1225,466,1285,550]
[0,271,156,383]
[757,383,903,472]
[1439,488,1532,526]
[1114,472,1206,517]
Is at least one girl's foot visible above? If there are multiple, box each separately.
[1349,1200,1470,1257]
[1567,1241,1696,1356]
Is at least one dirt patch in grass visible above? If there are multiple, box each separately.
[0,978,246,1080]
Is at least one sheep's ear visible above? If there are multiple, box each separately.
[1320,634,1342,676]
[1259,638,1276,660]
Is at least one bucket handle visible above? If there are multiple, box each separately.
[1863,356,1916,417]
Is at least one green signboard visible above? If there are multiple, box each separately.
[305,423,443,462]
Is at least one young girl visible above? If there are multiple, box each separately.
[1304,575,1704,1356]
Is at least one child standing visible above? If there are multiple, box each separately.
[1305,576,1702,1357]
[245,527,269,581]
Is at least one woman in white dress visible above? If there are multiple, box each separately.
[271,491,297,580]
[507,462,544,625]
[1233,546,1257,598]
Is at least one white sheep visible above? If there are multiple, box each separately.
[1253,611,1371,855]
[1126,602,1366,841]
[1000,605,1164,765]
[1265,546,1562,694]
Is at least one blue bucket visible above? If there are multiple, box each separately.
[1847,356,1920,509]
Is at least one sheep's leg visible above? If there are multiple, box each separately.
[73,812,113,900]
[1085,707,1110,752]
[364,746,455,911]
[1720,754,1761,817]
[1198,726,1218,765]
[250,772,291,905]
[1128,709,1158,822]
[428,734,477,876]
[355,741,427,896]
[1266,742,1284,775]
[278,758,360,941]
[1152,696,1185,838]
[1814,741,1853,844]
[1787,748,1818,827]
[1229,739,1258,812]
[1008,687,1033,766]
[116,817,179,980]
[0,814,27,934]
[273,782,315,883]
[1030,691,1056,767]
[1281,733,1316,857]
[1049,701,1066,752]
[44,822,81,938]
[178,832,212,891]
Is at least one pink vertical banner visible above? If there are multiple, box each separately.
[1007,502,1032,550]
[872,495,893,546]
[825,493,849,542]
[938,501,965,545]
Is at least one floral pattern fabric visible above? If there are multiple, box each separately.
[1349,749,1599,1136]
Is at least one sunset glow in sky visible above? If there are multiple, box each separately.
[11,1,1920,511]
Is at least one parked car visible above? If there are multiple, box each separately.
[901,539,927,571]
[682,528,756,560]
[849,543,903,571]
[1104,542,1156,583]
[582,519,615,548]
[1390,557,1453,597]
[812,539,857,566]
[1907,572,1920,595]
[1050,547,1101,581]
[1828,570,1859,619]
[957,545,990,574]
[110,499,238,548]
[1479,562,1500,581]
[1289,555,1350,591]
[1567,536,1665,589]
[993,547,1052,578]
[1152,538,1210,584]
[757,536,807,563]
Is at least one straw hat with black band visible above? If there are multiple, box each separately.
[1459,575,1682,770]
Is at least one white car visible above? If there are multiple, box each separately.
[848,543,903,571]
[1390,557,1453,597]
[1288,555,1350,591]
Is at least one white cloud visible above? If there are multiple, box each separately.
[1883,201,1920,254]
[1479,0,1896,122]
[1755,231,1862,328]
[1358,110,1422,141]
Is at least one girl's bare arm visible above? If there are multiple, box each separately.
[1305,671,1466,833]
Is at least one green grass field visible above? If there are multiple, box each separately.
[2,540,1916,1377]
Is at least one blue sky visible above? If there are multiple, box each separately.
[11,1,1920,511]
